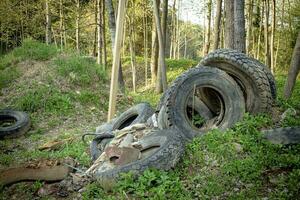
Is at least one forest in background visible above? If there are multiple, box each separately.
[0,0,299,73]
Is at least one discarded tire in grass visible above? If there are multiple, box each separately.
[88,128,184,189]
[158,66,245,140]
[262,127,300,145]
[200,48,272,114]
[95,103,154,133]
[0,110,31,138]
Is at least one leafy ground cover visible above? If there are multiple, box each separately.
[0,40,300,199]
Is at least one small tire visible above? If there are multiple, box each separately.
[93,128,184,187]
[95,103,154,133]
[200,48,272,114]
[157,66,245,140]
[0,110,31,138]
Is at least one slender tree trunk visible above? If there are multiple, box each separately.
[93,0,97,56]
[45,0,51,44]
[246,0,253,54]
[153,0,167,93]
[224,0,234,49]
[256,1,264,59]
[270,0,276,74]
[284,31,300,98]
[234,0,246,53]
[97,0,103,65]
[176,0,181,59]
[129,19,136,93]
[264,0,271,67]
[213,0,222,50]
[151,2,159,85]
[76,0,80,53]
[102,0,107,68]
[161,0,168,48]
[143,3,149,86]
[105,0,125,92]
[275,0,284,70]
[203,0,212,55]
[59,0,63,50]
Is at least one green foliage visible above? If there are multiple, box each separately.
[54,55,106,86]
[12,39,58,61]
[166,59,197,82]
[13,84,73,115]
[0,66,19,90]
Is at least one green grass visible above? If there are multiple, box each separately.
[0,66,19,90]
[54,54,107,86]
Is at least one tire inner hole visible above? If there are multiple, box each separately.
[0,116,17,128]
[118,114,138,130]
[186,87,225,130]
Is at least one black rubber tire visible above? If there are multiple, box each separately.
[209,48,277,100]
[262,127,300,145]
[95,103,154,133]
[0,110,31,138]
[157,66,245,140]
[199,48,272,114]
[93,128,184,186]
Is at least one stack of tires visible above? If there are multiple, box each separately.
[89,49,276,186]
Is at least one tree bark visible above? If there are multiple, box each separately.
[102,0,107,68]
[151,2,159,85]
[224,0,234,49]
[284,31,300,99]
[76,0,80,53]
[256,1,264,59]
[143,3,149,86]
[59,0,63,50]
[161,0,168,48]
[105,0,125,92]
[213,0,222,50]
[264,0,271,67]
[270,0,276,74]
[246,0,253,54]
[234,0,246,53]
[45,0,51,44]
[153,0,167,93]
[203,0,212,55]
[97,0,103,64]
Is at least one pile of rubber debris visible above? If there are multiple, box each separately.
[85,49,279,187]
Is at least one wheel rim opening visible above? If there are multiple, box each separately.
[0,116,17,128]
[118,114,138,130]
[185,87,225,131]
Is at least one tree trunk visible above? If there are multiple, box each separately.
[224,0,234,49]
[213,0,222,50]
[129,19,136,93]
[161,0,168,48]
[176,0,181,59]
[203,0,212,55]
[93,0,97,56]
[97,0,103,64]
[76,0,80,53]
[143,4,149,86]
[264,0,271,67]
[270,0,276,74]
[45,0,51,44]
[284,31,300,98]
[256,1,264,59]
[246,0,253,54]
[275,0,284,70]
[234,0,246,53]
[102,0,107,68]
[105,0,125,92]
[59,0,63,50]
[151,3,159,85]
[153,0,167,93]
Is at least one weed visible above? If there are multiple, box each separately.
[0,66,20,90]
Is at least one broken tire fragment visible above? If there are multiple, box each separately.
[0,109,31,138]
[90,128,184,189]
[158,66,245,140]
[95,103,154,133]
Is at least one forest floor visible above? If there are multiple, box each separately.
[0,40,300,199]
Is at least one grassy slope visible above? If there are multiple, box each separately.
[1,40,300,199]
